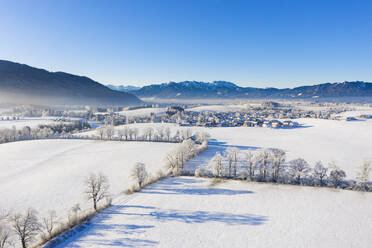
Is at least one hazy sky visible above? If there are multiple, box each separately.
[1,0,372,88]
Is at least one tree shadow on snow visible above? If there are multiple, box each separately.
[71,237,159,247]
[140,187,254,196]
[117,205,267,226]
[185,140,261,171]
[140,177,254,195]
[208,140,261,152]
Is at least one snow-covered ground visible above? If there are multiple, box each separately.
[56,176,372,248]
[80,118,372,178]
[116,107,166,117]
[0,117,78,129]
[202,118,372,178]
[333,110,372,118]
[186,104,249,113]
[0,139,175,217]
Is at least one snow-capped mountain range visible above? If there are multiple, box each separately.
[109,80,372,99]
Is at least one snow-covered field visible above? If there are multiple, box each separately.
[186,104,249,113]
[0,117,56,129]
[57,176,372,248]
[0,117,78,129]
[80,117,372,178]
[2,110,371,247]
[333,110,372,118]
[201,118,372,178]
[116,107,166,117]
[0,139,175,217]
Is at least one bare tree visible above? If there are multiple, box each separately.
[209,152,223,177]
[84,173,110,211]
[245,151,255,179]
[182,139,196,161]
[105,126,115,140]
[271,149,285,182]
[165,126,171,141]
[130,162,148,188]
[165,152,181,176]
[230,148,239,178]
[256,148,271,180]
[289,158,311,184]
[225,148,234,177]
[0,221,11,248]
[175,146,187,171]
[313,161,328,186]
[10,208,41,248]
[121,126,130,140]
[157,126,165,141]
[131,128,138,141]
[329,162,346,187]
[144,127,154,141]
[117,129,124,140]
[41,210,57,239]
[96,126,105,140]
[356,160,371,190]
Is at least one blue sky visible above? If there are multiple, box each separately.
[1,0,371,88]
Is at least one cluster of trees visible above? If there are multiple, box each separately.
[204,148,372,191]
[95,125,206,143]
[127,132,209,193]
[0,121,90,144]
[3,105,93,119]
[127,134,209,193]
[165,136,209,176]
[0,173,111,248]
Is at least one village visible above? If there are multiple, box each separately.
[86,101,365,129]
[1,102,371,130]
[90,104,346,129]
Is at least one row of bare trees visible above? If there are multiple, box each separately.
[95,125,203,143]
[0,173,110,248]
[127,134,210,194]
[205,148,372,190]
[165,137,209,176]
[0,121,90,144]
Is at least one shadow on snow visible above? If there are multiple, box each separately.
[141,177,254,195]
[185,139,261,171]
[106,205,267,226]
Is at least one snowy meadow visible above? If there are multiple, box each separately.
[52,176,372,248]
[0,139,176,217]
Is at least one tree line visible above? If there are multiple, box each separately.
[199,148,372,191]
[93,125,208,144]
[0,121,90,144]
[0,172,111,248]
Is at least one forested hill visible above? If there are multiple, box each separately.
[0,60,142,106]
